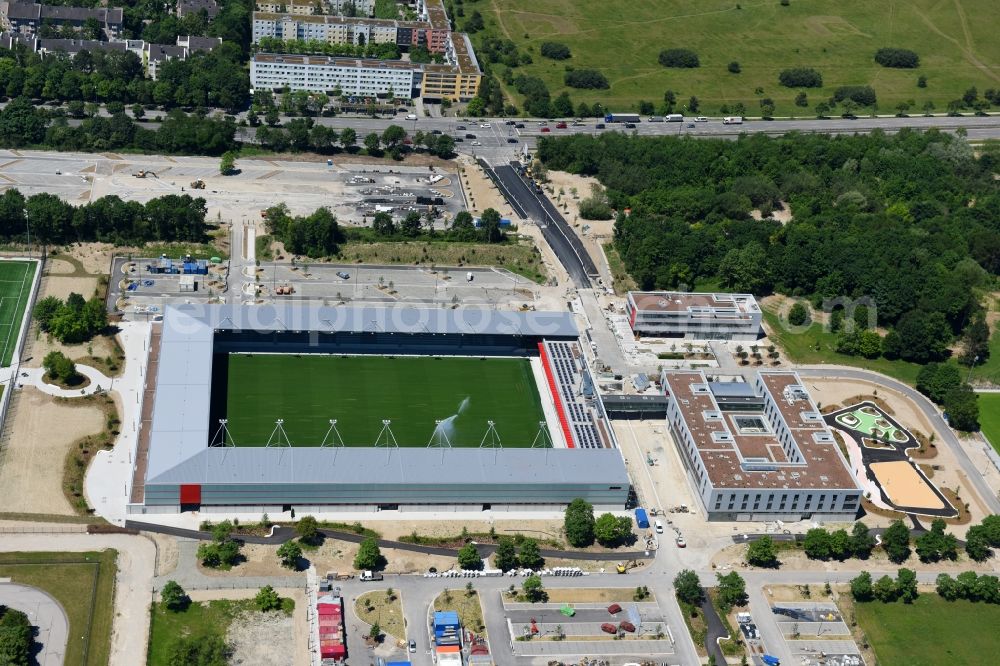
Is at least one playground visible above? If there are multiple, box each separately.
[868,461,946,512]
[835,405,908,444]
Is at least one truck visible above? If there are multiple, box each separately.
[359,571,383,582]
[723,116,744,125]
[634,507,650,529]
[604,113,641,124]
[665,114,684,122]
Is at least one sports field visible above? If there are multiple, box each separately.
[0,260,36,367]
[483,0,1000,116]
[854,595,1000,665]
[977,392,1000,455]
[223,354,547,447]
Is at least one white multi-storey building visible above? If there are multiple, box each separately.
[662,370,862,521]
[626,291,762,341]
[251,53,417,97]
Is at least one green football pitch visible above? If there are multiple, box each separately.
[223,354,548,447]
[0,260,37,367]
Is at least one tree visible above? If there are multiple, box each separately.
[564,70,609,90]
[746,536,778,567]
[788,302,811,326]
[381,124,406,149]
[522,574,546,602]
[916,363,962,404]
[803,528,832,560]
[873,574,898,602]
[0,604,34,666]
[716,571,747,609]
[42,350,77,383]
[369,622,382,642]
[160,580,188,611]
[936,573,960,600]
[277,540,302,569]
[494,537,518,572]
[540,42,571,60]
[296,515,319,544]
[33,295,62,331]
[779,68,823,88]
[354,536,385,571]
[219,151,236,175]
[882,520,911,563]
[674,569,703,605]
[875,48,920,68]
[964,525,992,561]
[339,127,357,151]
[401,211,422,237]
[478,207,504,243]
[457,543,483,571]
[593,513,632,547]
[850,571,874,601]
[519,538,543,569]
[255,585,282,612]
[944,384,979,431]
[371,211,395,236]
[960,316,990,366]
[363,132,381,155]
[829,529,851,561]
[564,498,595,547]
[896,568,918,603]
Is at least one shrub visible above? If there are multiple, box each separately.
[728,61,741,74]
[564,69,610,89]
[255,585,282,612]
[779,68,823,88]
[457,543,484,570]
[540,42,571,60]
[832,85,877,107]
[788,302,810,326]
[354,537,386,570]
[160,580,189,611]
[658,48,700,68]
[875,48,920,69]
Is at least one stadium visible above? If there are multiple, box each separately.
[128,304,630,515]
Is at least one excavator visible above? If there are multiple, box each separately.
[190,179,206,189]
[133,170,156,178]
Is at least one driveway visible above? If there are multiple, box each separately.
[0,582,68,666]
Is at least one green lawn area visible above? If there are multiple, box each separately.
[761,308,923,385]
[0,550,117,666]
[147,599,253,666]
[223,354,546,447]
[434,589,486,634]
[977,393,1000,454]
[0,259,37,367]
[482,0,1000,116]
[854,595,1000,665]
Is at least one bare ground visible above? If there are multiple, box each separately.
[0,387,104,514]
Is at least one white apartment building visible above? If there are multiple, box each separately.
[253,13,399,45]
[251,53,416,97]
[626,291,762,341]
[662,370,862,521]
[255,0,376,14]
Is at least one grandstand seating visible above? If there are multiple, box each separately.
[540,340,613,449]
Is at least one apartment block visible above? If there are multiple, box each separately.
[662,370,862,521]
[251,53,418,98]
[0,2,123,38]
[626,291,763,341]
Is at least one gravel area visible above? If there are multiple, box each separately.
[227,608,295,666]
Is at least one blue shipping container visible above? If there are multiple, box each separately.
[635,508,649,529]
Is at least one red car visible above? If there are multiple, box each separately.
[540,127,551,132]
[555,122,568,129]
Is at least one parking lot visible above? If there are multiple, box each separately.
[765,603,863,666]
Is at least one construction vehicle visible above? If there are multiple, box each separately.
[133,170,156,178]
[616,559,639,574]
[190,179,206,189]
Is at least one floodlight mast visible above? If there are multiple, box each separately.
[375,419,399,461]
[479,420,502,449]
[266,418,292,447]
[321,419,345,448]
[428,419,452,448]
[211,418,235,448]
[531,421,552,449]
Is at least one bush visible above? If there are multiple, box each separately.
[658,49,700,68]
[255,585,282,612]
[788,302,810,326]
[593,513,632,547]
[160,580,188,611]
[578,184,613,220]
[42,350,78,383]
[746,536,778,567]
[832,85,877,107]
[779,68,823,88]
[674,569,703,605]
[564,69,610,90]
[457,543,483,571]
[875,48,920,68]
[540,42,571,60]
[916,362,962,404]
[277,540,302,569]
[728,61,741,73]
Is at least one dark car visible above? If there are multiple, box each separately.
[515,123,525,128]
[595,123,606,129]
[453,136,464,142]
[431,129,442,134]
[465,133,476,139]
[507,137,518,143]
[336,271,350,279]
[505,120,516,125]
[456,124,466,130]
[624,122,636,128]
[540,127,551,133]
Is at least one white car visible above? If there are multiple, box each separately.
[471,141,482,146]
[695,116,708,122]
[480,123,491,128]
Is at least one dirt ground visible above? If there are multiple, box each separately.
[185,588,308,666]
[149,533,179,576]
[808,378,990,532]
[0,387,104,514]
[40,276,99,301]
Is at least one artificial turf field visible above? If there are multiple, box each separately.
[224,354,547,447]
[0,260,36,367]
[482,0,1000,116]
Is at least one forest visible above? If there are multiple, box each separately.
[0,188,209,246]
[537,129,999,369]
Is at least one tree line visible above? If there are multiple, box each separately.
[537,130,1000,381]
[0,43,250,113]
[254,37,401,61]
[0,186,208,247]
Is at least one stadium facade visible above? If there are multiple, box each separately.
[128,304,630,515]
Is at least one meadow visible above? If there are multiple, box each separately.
[481,0,1000,116]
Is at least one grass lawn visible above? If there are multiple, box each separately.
[482,0,1000,116]
[0,259,36,367]
[542,587,656,604]
[602,243,636,295]
[761,308,923,386]
[976,393,1000,454]
[0,550,117,666]
[223,354,546,447]
[854,595,1000,665]
[147,599,255,666]
[354,590,406,642]
[434,588,486,635]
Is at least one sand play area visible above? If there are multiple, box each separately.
[869,461,946,512]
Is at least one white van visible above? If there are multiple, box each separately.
[466,271,474,281]
[406,113,417,120]
[654,519,664,534]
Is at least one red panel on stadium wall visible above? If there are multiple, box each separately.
[179,484,201,504]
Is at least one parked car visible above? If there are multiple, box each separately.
[336,271,350,279]
[507,137,518,143]
[465,133,476,139]
[408,640,416,653]
[676,535,687,548]
[540,127,551,132]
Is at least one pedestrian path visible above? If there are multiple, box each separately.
[18,364,112,398]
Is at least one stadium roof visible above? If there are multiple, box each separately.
[145,304,582,484]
